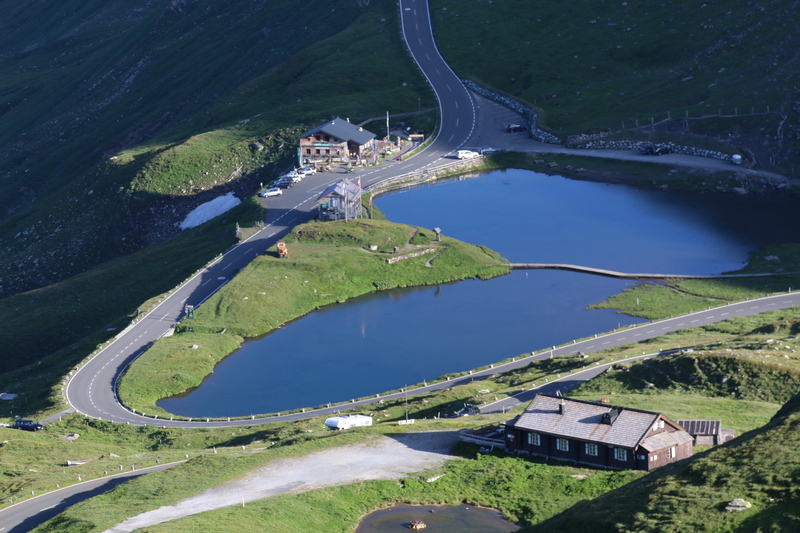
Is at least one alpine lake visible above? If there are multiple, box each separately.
[158,168,800,417]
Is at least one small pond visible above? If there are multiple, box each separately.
[354,503,521,533]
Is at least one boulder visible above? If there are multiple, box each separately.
[725,498,752,511]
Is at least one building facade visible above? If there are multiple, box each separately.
[298,117,375,163]
[505,394,693,471]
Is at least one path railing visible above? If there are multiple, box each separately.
[364,156,486,197]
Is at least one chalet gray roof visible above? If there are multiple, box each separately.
[677,419,721,436]
[301,117,375,146]
[640,430,693,452]
[510,394,659,449]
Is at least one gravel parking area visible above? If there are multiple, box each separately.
[103,431,460,533]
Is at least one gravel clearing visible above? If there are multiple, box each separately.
[102,431,460,533]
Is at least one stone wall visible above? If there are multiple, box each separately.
[575,139,734,162]
[462,80,562,144]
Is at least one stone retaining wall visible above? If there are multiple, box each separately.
[462,80,562,144]
[575,139,734,162]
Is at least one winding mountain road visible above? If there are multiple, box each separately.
[5,1,800,531]
[63,0,799,430]
[64,0,479,429]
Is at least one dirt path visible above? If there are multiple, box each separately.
[102,431,459,533]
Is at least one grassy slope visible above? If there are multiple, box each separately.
[0,0,435,378]
[118,219,509,416]
[27,352,800,532]
[28,429,642,533]
[517,350,800,532]
[431,0,800,171]
[10,308,800,530]
[3,3,800,524]
[0,0,432,299]
[566,349,800,432]
[526,394,800,532]
[589,242,800,320]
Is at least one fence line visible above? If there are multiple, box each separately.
[363,156,486,197]
[570,106,780,145]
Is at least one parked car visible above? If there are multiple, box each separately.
[14,419,43,431]
[457,150,480,160]
[506,124,526,133]
[298,166,316,176]
[274,180,293,189]
[259,187,282,197]
[456,404,480,417]
[282,171,302,182]
[640,144,671,155]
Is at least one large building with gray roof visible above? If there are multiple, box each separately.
[505,394,693,471]
[299,117,375,163]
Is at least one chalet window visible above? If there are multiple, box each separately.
[585,443,598,456]
[613,448,627,461]
[650,454,658,461]
[306,149,312,155]
[315,149,321,155]
[653,420,664,431]
[637,454,646,461]
[669,446,676,459]
[556,438,569,452]
[527,433,541,446]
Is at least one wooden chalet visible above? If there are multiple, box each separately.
[299,117,375,163]
[505,394,693,471]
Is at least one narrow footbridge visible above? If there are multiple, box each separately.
[509,263,782,280]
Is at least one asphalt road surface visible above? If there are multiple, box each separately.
[64,0,481,429]
[0,462,183,533]
[17,0,800,530]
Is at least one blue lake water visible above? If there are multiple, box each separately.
[159,170,800,417]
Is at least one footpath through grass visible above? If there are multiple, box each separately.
[26,411,643,533]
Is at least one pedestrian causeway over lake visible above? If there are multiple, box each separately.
[509,263,781,280]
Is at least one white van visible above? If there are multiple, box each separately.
[283,171,302,183]
[457,150,479,160]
